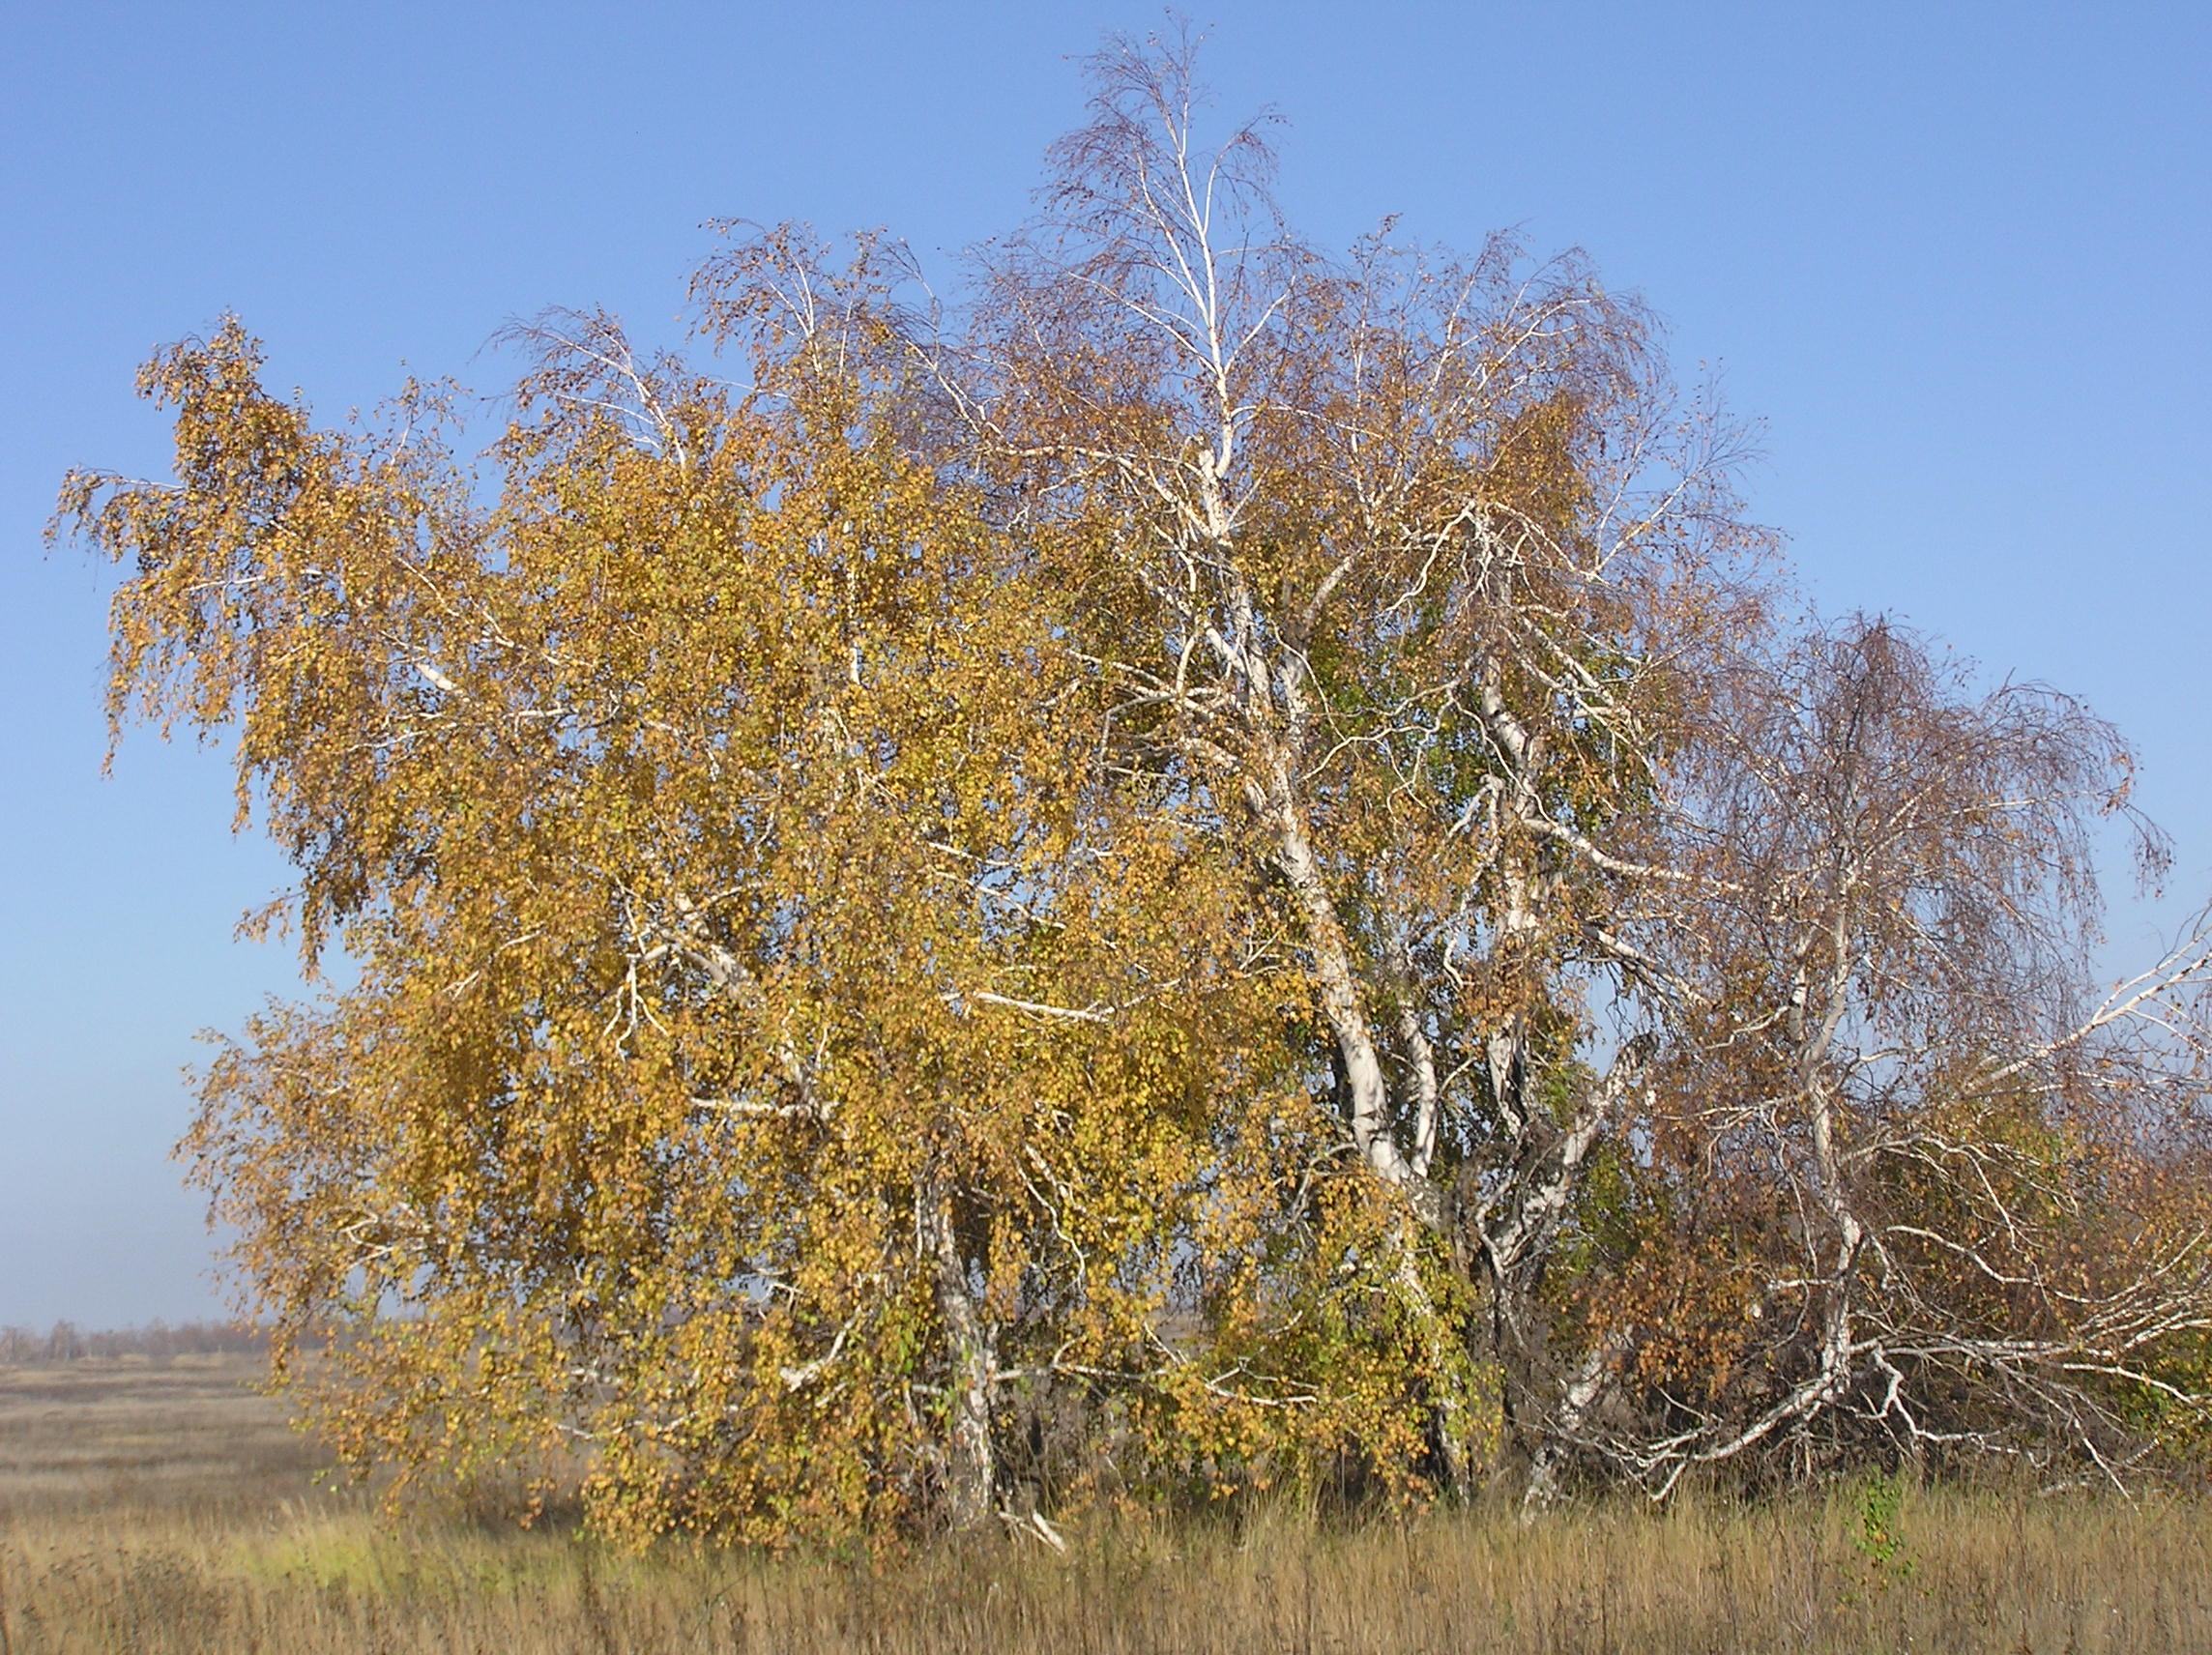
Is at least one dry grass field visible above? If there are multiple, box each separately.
[4,1353,2212,1652]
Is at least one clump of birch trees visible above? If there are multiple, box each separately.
[58,34,2212,1541]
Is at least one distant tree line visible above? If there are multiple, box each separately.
[0,1321,269,1365]
[53,31,2212,1542]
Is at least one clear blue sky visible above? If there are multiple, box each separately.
[4,1,2206,1326]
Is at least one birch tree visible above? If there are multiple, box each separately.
[942,32,1769,1494]
[1564,620,2212,1495]
[62,281,1295,1540]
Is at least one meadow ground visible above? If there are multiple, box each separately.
[2,1354,2209,1652]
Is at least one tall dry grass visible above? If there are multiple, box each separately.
[4,1355,2209,1652]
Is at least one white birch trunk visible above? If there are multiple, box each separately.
[929,1182,995,1529]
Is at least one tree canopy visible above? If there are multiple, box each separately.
[57,33,2212,1541]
